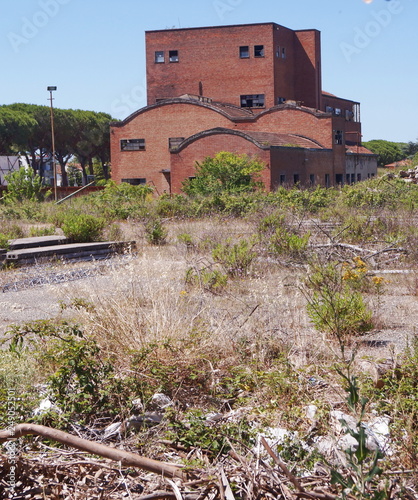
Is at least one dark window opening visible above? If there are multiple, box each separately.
[346,173,351,185]
[280,174,286,185]
[169,50,179,62]
[240,94,265,108]
[334,130,343,145]
[325,174,330,188]
[254,45,264,57]
[121,139,145,151]
[293,174,300,185]
[336,174,343,185]
[357,173,362,182]
[277,97,286,104]
[310,174,315,186]
[122,178,146,185]
[351,173,355,184]
[281,47,286,59]
[155,51,164,63]
[169,137,184,150]
[239,46,249,58]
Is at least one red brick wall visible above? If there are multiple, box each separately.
[170,133,271,193]
[146,24,277,109]
[294,30,322,109]
[239,107,334,148]
[270,147,336,188]
[111,102,234,194]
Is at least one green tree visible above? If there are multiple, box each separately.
[363,139,403,167]
[182,151,265,196]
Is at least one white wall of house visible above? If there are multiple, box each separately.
[0,156,20,185]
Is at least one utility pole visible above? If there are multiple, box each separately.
[47,86,57,201]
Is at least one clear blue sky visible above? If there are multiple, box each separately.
[1,0,416,143]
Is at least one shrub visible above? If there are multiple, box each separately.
[182,152,265,196]
[3,166,47,203]
[304,262,374,343]
[185,266,228,293]
[144,216,168,245]
[212,238,257,277]
[29,225,56,237]
[59,212,105,242]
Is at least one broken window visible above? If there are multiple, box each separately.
[155,51,164,63]
[120,139,145,151]
[169,50,179,62]
[169,137,184,150]
[240,94,265,108]
[254,45,264,57]
[121,178,146,185]
[334,130,343,145]
[239,46,249,58]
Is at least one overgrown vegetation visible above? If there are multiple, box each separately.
[1,171,418,498]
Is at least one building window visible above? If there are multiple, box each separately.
[293,174,300,185]
[121,178,146,185]
[325,106,333,113]
[325,174,330,187]
[310,174,315,186]
[169,137,184,149]
[336,174,343,185]
[357,173,362,182]
[280,174,286,184]
[281,47,286,59]
[254,45,264,57]
[346,173,351,185]
[239,46,249,58]
[277,97,286,104]
[120,139,145,151]
[240,94,265,108]
[155,51,164,63]
[334,130,343,145]
[169,50,179,62]
[334,108,342,116]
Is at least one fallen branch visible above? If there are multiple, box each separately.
[0,423,187,480]
[260,436,304,493]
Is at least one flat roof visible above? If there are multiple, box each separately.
[146,22,318,34]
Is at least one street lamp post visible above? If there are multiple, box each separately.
[47,86,57,201]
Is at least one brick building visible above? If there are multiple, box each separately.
[110,22,377,194]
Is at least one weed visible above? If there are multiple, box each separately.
[29,225,56,237]
[212,238,257,277]
[144,217,168,245]
[186,266,228,293]
[304,261,374,345]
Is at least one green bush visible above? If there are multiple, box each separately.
[60,212,105,242]
[3,166,47,203]
[144,217,168,245]
[182,151,265,196]
[305,262,374,342]
[212,238,257,277]
[185,267,228,292]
